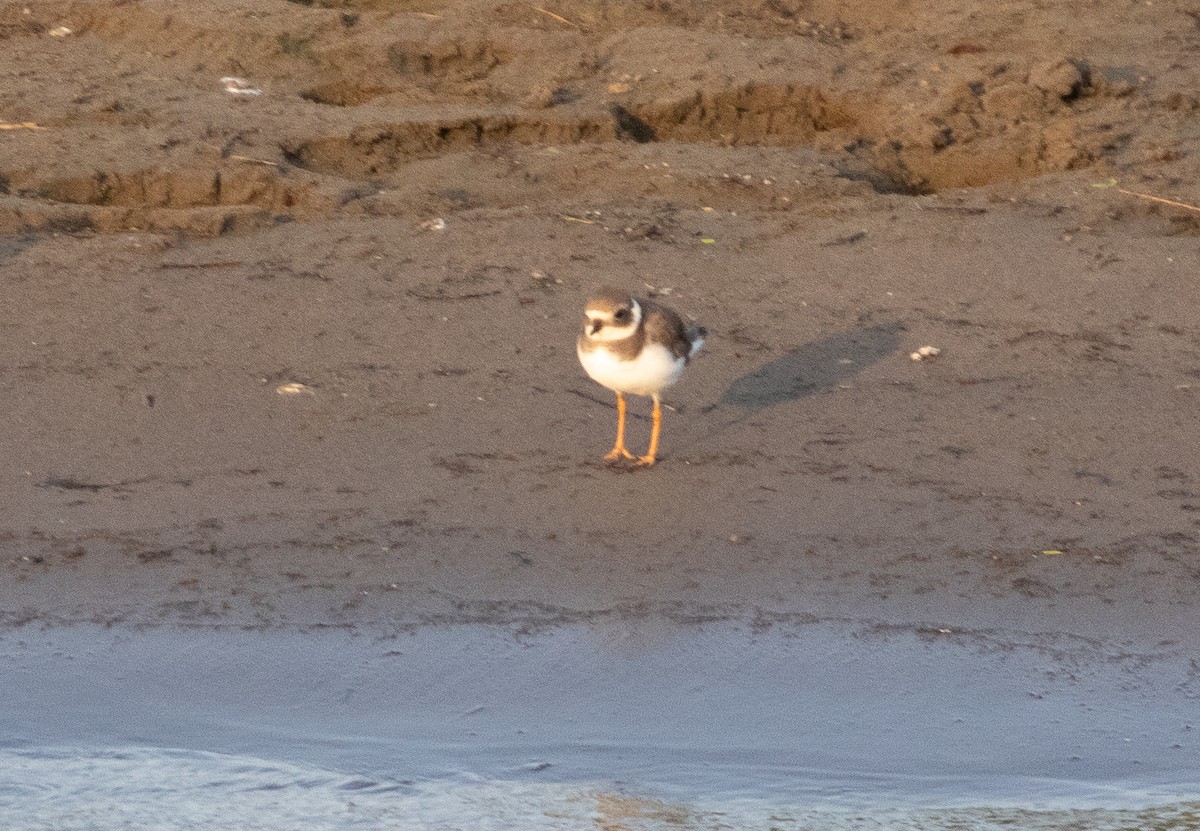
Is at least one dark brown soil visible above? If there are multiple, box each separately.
[3,0,1200,651]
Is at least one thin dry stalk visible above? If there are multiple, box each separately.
[532,5,578,26]
[228,154,279,166]
[1118,187,1200,215]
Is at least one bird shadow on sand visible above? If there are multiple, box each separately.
[716,321,904,410]
[678,321,904,453]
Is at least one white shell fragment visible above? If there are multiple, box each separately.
[276,383,314,395]
[420,217,447,231]
[909,345,942,362]
[222,77,263,96]
[48,26,73,37]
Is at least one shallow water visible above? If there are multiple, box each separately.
[1,620,1197,829]
[4,746,1199,831]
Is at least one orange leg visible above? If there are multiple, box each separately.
[637,396,662,466]
[603,392,635,461]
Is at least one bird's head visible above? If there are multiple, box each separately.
[582,288,641,342]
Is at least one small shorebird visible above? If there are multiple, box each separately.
[577,286,706,466]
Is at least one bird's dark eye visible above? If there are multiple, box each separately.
[614,308,631,323]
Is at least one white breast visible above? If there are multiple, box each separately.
[578,341,686,397]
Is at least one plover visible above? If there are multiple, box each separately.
[577,286,706,466]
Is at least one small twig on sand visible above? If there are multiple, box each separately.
[228,154,279,166]
[532,5,578,26]
[0,122,44,130]
[1118,187,1200,215]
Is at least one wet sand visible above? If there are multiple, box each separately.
[3,0,1200,825]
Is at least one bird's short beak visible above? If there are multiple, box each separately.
[589,319,602,335]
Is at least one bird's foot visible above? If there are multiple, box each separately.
[635,454,657,467]
[604,446,636,462]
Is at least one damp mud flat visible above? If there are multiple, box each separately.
[2,620,1199,831]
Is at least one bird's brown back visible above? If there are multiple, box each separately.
[641,298,703,362]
